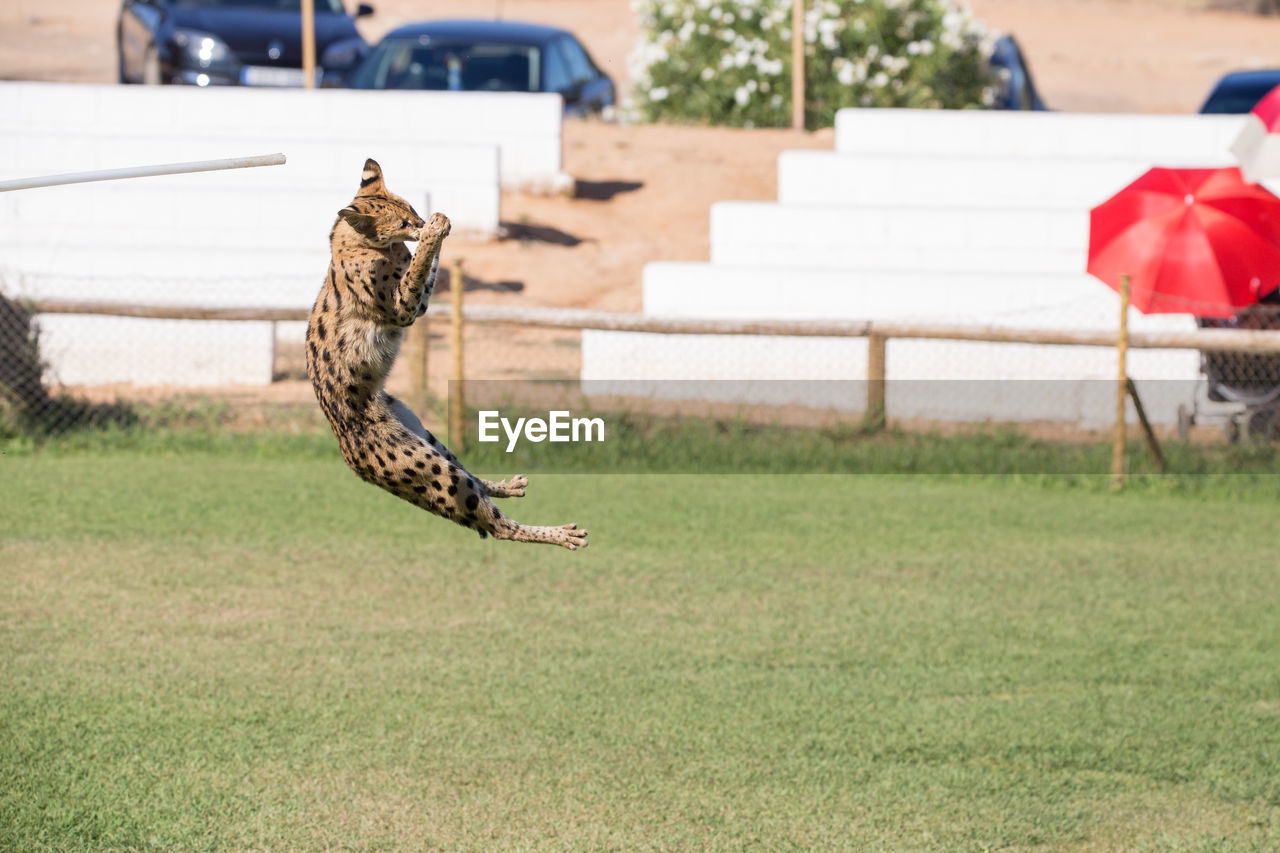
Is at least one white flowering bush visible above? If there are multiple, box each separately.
[629,0,997,129]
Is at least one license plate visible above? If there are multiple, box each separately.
[240,65,313,87]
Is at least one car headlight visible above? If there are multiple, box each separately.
[171,29,234,68]
[321,37,369,71]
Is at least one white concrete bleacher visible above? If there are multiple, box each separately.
[583,109,1247,428]
[777,152,1224,209]
[833,109,1243,160]
[708,201,1087,274]
[0,81,562,385]
[0,82,564,194]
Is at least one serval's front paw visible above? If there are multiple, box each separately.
[484,474,528,498]
[421,212,451,243]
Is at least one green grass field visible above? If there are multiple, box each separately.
[3,434,1280,850]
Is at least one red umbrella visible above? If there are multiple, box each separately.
[1088,166,1280,317]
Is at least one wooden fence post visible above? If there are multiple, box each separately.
[1112,275,1131,489]
[301,0,316,88]
[866,333,886,432]
[405,309,430,415]
[449,258,465,451]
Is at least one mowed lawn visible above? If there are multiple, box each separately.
[2,451,1279,851]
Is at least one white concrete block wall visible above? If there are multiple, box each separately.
[708,201,1089,273]
[639,263,1192,333]
[833,109,1245,161]
[35,315,275,387]
[629,266,1207,386]
[777,152,1241,210]
[581,330,1200,428]
[0,82,564,192]
[0,130,500,241]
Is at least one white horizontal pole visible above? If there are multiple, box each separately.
[0,152,287,192]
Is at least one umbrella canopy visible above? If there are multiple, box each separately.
[1230,84,1280,183]
[1087,166,1280,317]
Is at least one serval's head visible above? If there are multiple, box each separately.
[334,159,427,247]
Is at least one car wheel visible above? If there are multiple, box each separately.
[142,45,162,85]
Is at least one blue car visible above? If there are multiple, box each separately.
[342,19,615,117]
[1199,69,1280,114]
[117,0,373,87]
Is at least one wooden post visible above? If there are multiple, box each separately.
[405,312,430,415]
[866,333,886,432]
[301,0,316,89]
[1125,377,1166,472]
[791,0,805,130]
[1112,275,1130,488]
[449,258,465,451]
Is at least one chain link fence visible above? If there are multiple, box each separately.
[6,272,1280,447]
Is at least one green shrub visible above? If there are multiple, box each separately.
[629,0,997,129]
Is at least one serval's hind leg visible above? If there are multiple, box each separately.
[491,518,588,551]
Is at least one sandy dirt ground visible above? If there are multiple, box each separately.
[4,0,1280,314]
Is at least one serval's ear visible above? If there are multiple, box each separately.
[338,206,378,239]
[357,158,385,195]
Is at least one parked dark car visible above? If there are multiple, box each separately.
[340,19,615,117]
[117,0,373,87]
[1199,69,1280,114]
[988,34,1047,111]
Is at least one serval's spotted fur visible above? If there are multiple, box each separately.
[305,159,588,550]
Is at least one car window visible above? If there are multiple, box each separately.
[382,42,448,90]
[353,38,539,92]
[555,36,596,87]
[542,41,573,94]
[173,0,346,12]
[456,43,538,92]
